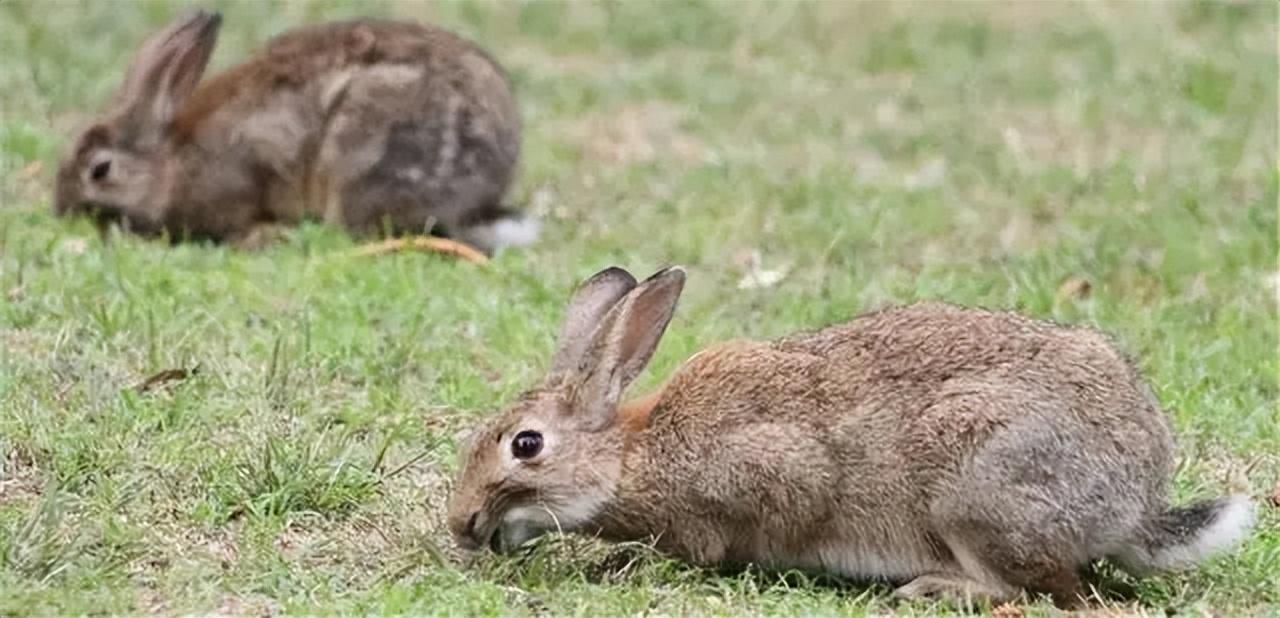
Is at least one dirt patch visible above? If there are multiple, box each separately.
[5,160,49,207]
[212,593,282,617]
[505,45,612,78]
[135,587,169,616]
[953,1,1076,30]
[1069,607,1164,618]
[1,328,50,358]
[262,452,456,582]
[997,107,1171,180]
[0,448,42,506]
[563,101,709,166]
[143,521,241,574]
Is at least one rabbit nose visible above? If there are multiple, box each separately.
[450,510,485,551]
[447,507,482,550]
[466,512,480,539]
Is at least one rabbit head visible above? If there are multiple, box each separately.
[55,10,221,235]
[447,266,685,552]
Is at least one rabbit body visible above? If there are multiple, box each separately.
[448,267,1254,606]
[56,12,530,252]
[599,304,1177,601]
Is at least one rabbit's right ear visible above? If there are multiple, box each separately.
[569,267,686,431]
[549,267,638,375]
[113,10,222,132]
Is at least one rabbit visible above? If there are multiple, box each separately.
[447,266,1255,607]
[54,10,535,253]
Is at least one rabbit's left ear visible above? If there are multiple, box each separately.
[549,267,638,376]
[113,10,222,132]
[568,267,686,431]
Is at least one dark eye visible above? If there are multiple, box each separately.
[511,430,543,460]
[90,160,111,181]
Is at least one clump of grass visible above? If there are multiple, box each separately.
[1,486,82,582]
[0,481,141,590]
[200,432,379,524]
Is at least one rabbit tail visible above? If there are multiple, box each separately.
[457,203,540,254]
[1112,495,1255,575]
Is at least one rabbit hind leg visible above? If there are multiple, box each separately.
[931,442,1094,607]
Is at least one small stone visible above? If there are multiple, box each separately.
[1055,276,1092,302]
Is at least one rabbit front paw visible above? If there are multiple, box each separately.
[893,573,1017,607]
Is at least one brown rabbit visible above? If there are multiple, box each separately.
[54,10,534,253]
[447,266,1254,607]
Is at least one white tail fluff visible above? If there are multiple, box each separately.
[1148,494,1255,570]
[465,213,541,252]
[1111,493,1254,576]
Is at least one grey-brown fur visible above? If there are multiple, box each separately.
[448,267,1254,607]
[55,10,530,253]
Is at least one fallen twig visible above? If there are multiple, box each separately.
[351,237,489,265]
[379,448,437,483]
[134,365,199,393]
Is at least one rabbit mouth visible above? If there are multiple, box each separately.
[81,201,124,225]
[489,505,558,553]
[490,519,548,553]
[81,202,161,237]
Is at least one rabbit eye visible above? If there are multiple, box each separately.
[90,160,111,181]
[511,430,543,460]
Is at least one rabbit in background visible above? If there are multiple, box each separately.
[447,266,1255,607]
[55,10,535,253]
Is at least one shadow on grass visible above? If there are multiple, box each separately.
[465,533,1160,612]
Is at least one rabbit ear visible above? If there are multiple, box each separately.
[571,267,686,431]
[549,267,638,375]
[113,10,221,132]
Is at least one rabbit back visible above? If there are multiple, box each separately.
[645,302,1173,489]
[169,19,524,250]
[613,303,1177,587]
[316,51,521,248]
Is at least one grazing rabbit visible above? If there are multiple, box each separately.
[447,266,1254,606]
[54,10,534,253]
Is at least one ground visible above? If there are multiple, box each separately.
[0,1,1277,615]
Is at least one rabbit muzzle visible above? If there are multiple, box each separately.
[450,508,490,553]
[452,500,560,554]
[81,201,163,239]
[491,508,552,553]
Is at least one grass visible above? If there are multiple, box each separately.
[1,0,1276,614]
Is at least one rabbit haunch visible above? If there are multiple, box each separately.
[55,12,532,252]
[448,267,1254,606]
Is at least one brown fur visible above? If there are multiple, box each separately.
[55,11,528,253]
[618,385,665,434]
[448,267,1254,608]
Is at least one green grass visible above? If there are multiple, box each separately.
[1,0,1277,615]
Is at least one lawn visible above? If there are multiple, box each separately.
[1,0,1277,615]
